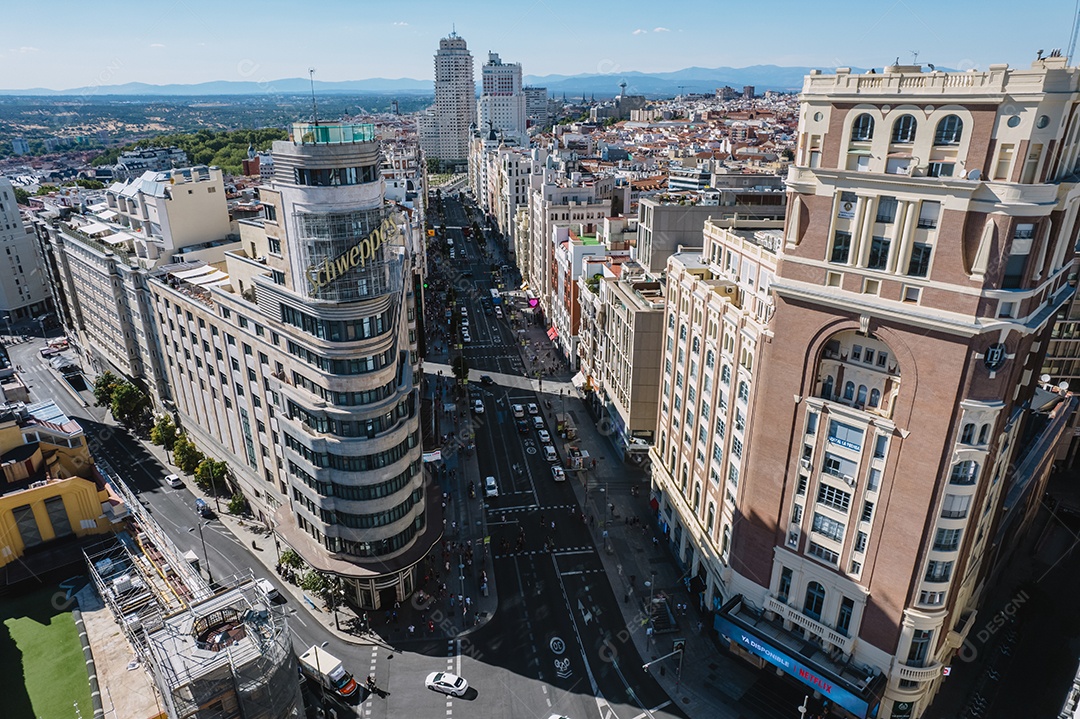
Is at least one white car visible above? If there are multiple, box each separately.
[462,332,472,343]
[551,466,566,482]
[543,445,558,463]
[256,578,280,601]
[511,404,525,419]
[527,403,540,415]
[473,399,485,414]
[538,429,551,444]
[426,671,469,697]
[165,473,183,489]
[484,476,499,497]
[461,316,470,327]
[532,415,545,430]
[460,306,468,316]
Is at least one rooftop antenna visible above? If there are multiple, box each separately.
[1069,2,1080,63]
[910,50,919,64]
[308,68,319,125]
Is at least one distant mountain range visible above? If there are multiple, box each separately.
[0,65,872,98]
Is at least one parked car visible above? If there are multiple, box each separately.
[532,415,545,430]
[516,419,530,434]
[512,404,525,419]
[462,332,472,343]
[473,399,485,414]
[551,466,566,482]
[165,473,183,489]
[461,317,470,327]
[538,429,551,444]
[543,445,558,463]
[527,403,540,415]
[484,476,498,497]
[39,347,59,358]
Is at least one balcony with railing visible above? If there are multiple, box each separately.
[292,122,377,145]
[764,595,855,655]
[892,660,943,683]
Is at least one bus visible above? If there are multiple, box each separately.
[489,289,501,306]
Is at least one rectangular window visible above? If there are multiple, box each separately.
[797,476,808,495]
[941,494,971,519]
[867,468,881,492]
[867,236,891,270]
[874,435,888,459]
[806,412,818,435]
[816,484,852,512]
[811,512,846,542]
[993,144,1015,181]
[876,196,897,224]
[860,501,874,523]
[822,452,858,481]
[777,567,792,603]
[919,591,946,606]
[933,527,962,551]
[807,542,839,565]
[908,243,932,277]
[837,597,855,637]
[792,504,803,524]
[827,421,864,451]
[831,231,852,264]
[732,437,743,458]
[917,201,940,229]
[855,530,868,553]
[927,162,954,178]
[925,560,953,583]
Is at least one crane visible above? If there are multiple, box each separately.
[1069,0,1080,63]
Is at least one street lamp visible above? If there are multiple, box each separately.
[36,315,47,340]
[1,314,11,337]
[188,523,213,585]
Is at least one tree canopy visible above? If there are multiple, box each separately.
[92,127,287,174]
[172,433,204,475]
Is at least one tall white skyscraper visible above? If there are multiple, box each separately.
[419,32,476,168]
[478,52,526,143]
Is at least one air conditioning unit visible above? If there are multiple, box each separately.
[800,458,811,470]
[843,474,856,487]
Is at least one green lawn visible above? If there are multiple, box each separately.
[0,586,92,719]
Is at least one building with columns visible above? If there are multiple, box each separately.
[653,58,1080,718]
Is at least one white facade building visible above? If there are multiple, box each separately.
[420,33,476,168]
[0,179,52,324]
[478,52,526,145]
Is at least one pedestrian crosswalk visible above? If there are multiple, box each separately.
[493,546,597,560]
[490,503,576,514]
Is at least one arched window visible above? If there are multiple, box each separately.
[722,525,731,556]
[869,388,881,408]
[856,385,868,407]
[821,375,834,399]
[679,325,687,341]
[706,502,716,535]
[693,482,701,512]
[668,313,675,329]
[659,432,666,456]
[978,423,991,445]
[843,381,856,401]
[934,115,963,145]
[852,113,875,141]
[803,581,826,621]
[670,449,676,474]
[960,423,976,444]
[891,114,918,143]
[681,465,689,493]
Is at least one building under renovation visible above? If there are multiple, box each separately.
[84,468,302,719]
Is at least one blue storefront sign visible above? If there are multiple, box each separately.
[714,614,873,718]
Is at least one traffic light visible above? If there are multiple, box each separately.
[672,639,686,653]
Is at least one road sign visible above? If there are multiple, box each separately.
[549,637,566,655]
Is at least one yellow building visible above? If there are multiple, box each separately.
[0,400,122,568]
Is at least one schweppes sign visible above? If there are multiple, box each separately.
[305,213,401,293]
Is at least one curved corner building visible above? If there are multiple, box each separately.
[150,122,438,610]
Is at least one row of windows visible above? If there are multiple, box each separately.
[281,304,392,342]
[295,485,423,529]
[287,340,394,375]
[283,429,420,472]
[293,165,380,187]
[286,394,414,437]
[321,514,424,558]
[291,371,397,407]
[830,231,934,278]
[289,458,420,501]
[850,113,963,146]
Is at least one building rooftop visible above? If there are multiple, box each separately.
[291,122,377,145]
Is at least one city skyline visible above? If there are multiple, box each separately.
[1,0,1074,91]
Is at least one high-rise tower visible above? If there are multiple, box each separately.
[478,52,526,144]
[419,32,476,169]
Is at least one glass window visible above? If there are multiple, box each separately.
[778,567,792,603]
[816,484,852,511]
[811,512,845,542]
[908,243,932,277]
[868,236,891,270]
[828,421,864,451]
[941,493,971,519]
[837,597,855,636]
[892,114,917,143]
[876,196,898,224]
[851,113,875,141]
[831,231,852,263]
[934,115,963,145]
[803,581,826,621]
[934,527,962,551]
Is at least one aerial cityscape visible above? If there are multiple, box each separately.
[2,5,1080,719]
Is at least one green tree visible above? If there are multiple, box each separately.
[195,457,229,494]
[92,371,121,407]
[173,433,204,475]
[149,415,178,452]
[110,382,149,428]
[279,548,304,569]
[300,570,330,596]
[452,355,470,382]
[13,187,29,205]
[427,158,441,174]
[227,492,248,515]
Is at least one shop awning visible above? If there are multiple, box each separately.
[571,372,587,389]
[547,327,559,341]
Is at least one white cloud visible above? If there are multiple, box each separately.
[653,27,670,32]
[149,43,165,48]
[393,21,409,26]
[9,46,39,54]
[632,29,648,35]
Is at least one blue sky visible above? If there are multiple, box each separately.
[1,0,1073,89]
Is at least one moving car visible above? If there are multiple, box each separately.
[527,403,540,415]
[165,473,183,489]
[543,445,558,463]
[494,306,503,318]
[532,415,545,430]
[538,429,551,444]
[194,498,213,518]
[460,306,468,316]
[511,404,525,419]
[480,375,495,386]
[473,399,485,414]
[256,577,280,601]
[484,476,499,497]
[551,466,566,482]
